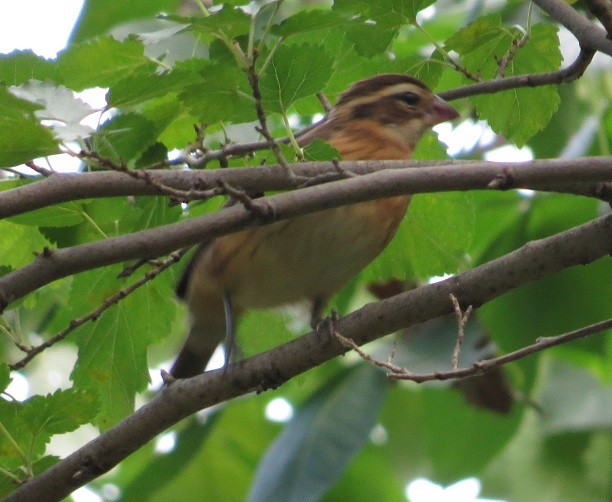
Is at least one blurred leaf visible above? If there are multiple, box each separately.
[0,363,10,393]
[141,397,280,501]
[539,359,612,433]
[324,446,405,501]
[421,384,522,483]
[260,44,334,113]
[238,309,296,358]
[482,360,612,501]
[248,364,388,502]
[69,0,181,43]
[120,412,223,500]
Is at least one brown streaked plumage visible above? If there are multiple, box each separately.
[170,73,459,378]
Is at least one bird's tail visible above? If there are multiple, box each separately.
[170,292,227,378]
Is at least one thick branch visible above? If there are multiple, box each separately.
[6,213,612,502]
[584,0,612,35]
[1,158,611,312]
[1,157,611,218]
[531,0,612,55]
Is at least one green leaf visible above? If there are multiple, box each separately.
[107,61,198,108]
[248,364,388,502]
[325,446,405,501]
[120,412,223,500]
[407,192,475,277]
[260,44,334,113]
[93,112,158,164]
[346,22,398,57]
[165,7,251,39]
[303,139,340,161]
[447,19,562,145]
[0,50,59,86]
[238,309,296,358]
[69,265,175,429]
[334,0,435,25]
[271,10,353,38]
[7,202,87,227]
[333,0,439,56]
[0,363,10,393]
[539,359,612,433]
[0,87,60,167]
[0,388,99,469]
[364,192,474,281]
[69,0,181,43]
[0,220,53,269]
[403,55,444,89]
[58,36,157,91]
[178,61,256,123]
[482,390,611,500]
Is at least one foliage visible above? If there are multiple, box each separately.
[0,0,610,501]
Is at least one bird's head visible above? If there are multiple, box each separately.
[324,74,459,151]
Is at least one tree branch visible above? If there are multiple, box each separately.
[584,0,612,35]
[8,249,187,371]
[1,158,611,312]
[333,318,612,382]
[5,213,611,502]
[1,157,611,218]
[530,0,612,55]
[438,47,595,101]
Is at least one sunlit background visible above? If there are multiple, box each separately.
[0,1,557,501]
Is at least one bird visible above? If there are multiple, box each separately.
[170,73,460,378]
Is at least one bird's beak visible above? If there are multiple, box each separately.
[425,96,460,126]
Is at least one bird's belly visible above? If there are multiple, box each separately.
[205,197,410,309]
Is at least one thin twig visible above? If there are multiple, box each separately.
[24,162,54,177]
[413,21,481,82]
[245,49,294,177]
[316,92,333,113]
[449,294,473,370]
[217,180,274,219]
[9,249,187,371]
[496,33,530,78]
[78,150,222,203]
[334,318,612,383]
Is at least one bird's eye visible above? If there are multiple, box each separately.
[396,91,420,105]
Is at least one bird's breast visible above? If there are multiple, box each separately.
[200,196,410,309]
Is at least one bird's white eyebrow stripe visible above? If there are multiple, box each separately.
[345,83,426,108]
